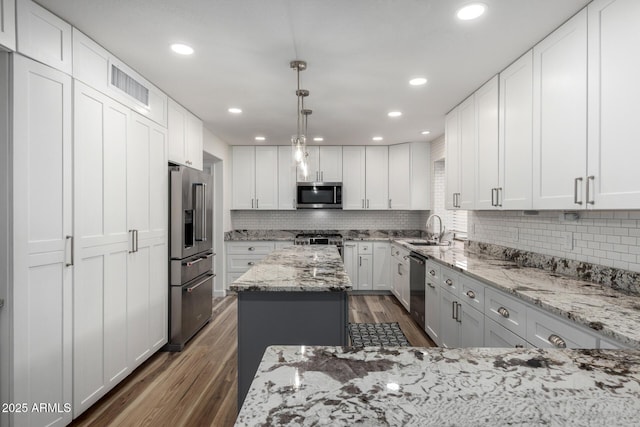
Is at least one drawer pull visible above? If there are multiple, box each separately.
[515,344,524,349]
[429,269,436,276]
[427,283,436,289]
[497,307,510,318]
[466,290,476,299]
[248,247,255,251]
[445,279,453,286]
[548,334,567,348]
[247,261,255,266]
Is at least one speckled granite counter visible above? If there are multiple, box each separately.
[224,229,425,241]
[236,345,640,426]
[230,246,351,292]
[393,239,640,348]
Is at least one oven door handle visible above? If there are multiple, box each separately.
[186,273,215,293]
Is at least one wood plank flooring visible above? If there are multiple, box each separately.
[71,294,435,427]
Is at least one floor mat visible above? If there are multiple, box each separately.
[348,322,410,347]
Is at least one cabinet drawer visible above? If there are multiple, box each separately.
[358,242,372,253]
[227,254,267,272]
[599,337,628,349]
[484,318,528,348]
[425,260,441,284]
[459,276,484,313]
[441,269,460,296]
[526,307,597,349]
[226,241,275,255]
[485,287,527,337]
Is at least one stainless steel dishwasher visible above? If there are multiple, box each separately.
[409,252,426,329]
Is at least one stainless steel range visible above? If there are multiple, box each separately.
[294,233,344,258]
[166,165,214,351]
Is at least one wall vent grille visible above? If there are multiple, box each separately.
[111,65,149,106]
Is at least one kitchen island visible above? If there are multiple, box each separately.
[236,345,640,426]
[229,245,352,409]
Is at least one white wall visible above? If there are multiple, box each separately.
[0,51,10,427]
[202,128,232,232]
[469,210,640,273]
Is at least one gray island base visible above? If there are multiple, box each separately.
[229,246,352,409]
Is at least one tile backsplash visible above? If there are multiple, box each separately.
[469,210,640,273]
[231,210,430,231]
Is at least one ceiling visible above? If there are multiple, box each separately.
[35,0,590,146]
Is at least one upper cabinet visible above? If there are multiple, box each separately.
[0,0,15,51]
[278,146,297,210]
[342,146,367,209]
[474,76,500,210]
[587,0,640,208]
[232,146,278,210]
[532,9,588,210]
[389,142,431,210]
[168,99,203,170]
[446,96,476,210]
[72,29,168,128]
[365,146,389,209]
[297,146,342,182]
[16,0,72,74]
[445,108,460,210]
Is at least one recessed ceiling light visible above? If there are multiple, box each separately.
[372,136,383,141]
[421,130,431,135]
[313,137,324,142]
[255,136,266,141]
[228,107,242,114]
[456,3,487,21]
[409,77,427,86]
[170,43,194,55]
[388,111,402,117]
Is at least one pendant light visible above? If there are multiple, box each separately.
[290,60,309,171]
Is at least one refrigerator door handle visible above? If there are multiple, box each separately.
[194,183,207,242]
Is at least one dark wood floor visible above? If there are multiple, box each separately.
[71,294,435,427]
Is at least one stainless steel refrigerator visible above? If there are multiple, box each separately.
[166,165,214,351]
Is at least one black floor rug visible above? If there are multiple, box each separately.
[348,322,410,347]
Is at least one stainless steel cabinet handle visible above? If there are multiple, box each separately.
[497,307,510,318]
[248,247,255,251]
[65,235,74,266]
[491,188,496,207]
[389,199,392,209]
[445,279,453,286]
[252,199,254,209]
[256,199,259,209]
[497,188,503,207]
[429,269,436,276]
[135,230,139,252]
[466,290,476,299]
[367,199,370,209]
[359,256,362,266]
[345,244,356,248]
[515,344,524,349]
[186,274,214,293]
[587,176,595,205]
[456,302,462,323]
[452,193,456,207]
[129,230,135,253]
[397,263,402,276]
[574,177,583,205]
[362,199,365,209]
[247,261,255,266]
[548,334,567,348]
[427,283,436,289]
[321,171,324,181]
[452,301,456,319]
[0,298,4,309]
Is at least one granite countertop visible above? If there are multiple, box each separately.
[224,229,425,242]
[229,246,352,292]
[393,239,640,348]
[236,345,640,427]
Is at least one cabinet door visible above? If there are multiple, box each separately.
[16,0,72,74]
[388,143,411,210]
[460,303,484,347]
[372,242,391,291]
[342,242,358,287]
[319,146,343,182]
[232,146,256,209]
[475,76,499,210]
[410,142,431,210]
[425,280,440,345]
[342,146,366,210]
[297,146,319,182]
[532,10,587,209]
[255,146,278,209]
[73,82,131,416]
[357,254,373,290]
[278,146,297,209]
[587,0,640,208]
[438,288,460,348]
[0,0,15,51]
[185,112,203,171]
[168,99,186,165]
[445,108,460,209]
[365,146,389,209]
[399,262,410,311]
[458,96,476,210]
[12,55,73,427]
[499,50,533,209]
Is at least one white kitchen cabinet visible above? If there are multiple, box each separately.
[0,0,15,51]
[357,253,373,291]
[459,301,485,347]
[344,242,374,291]
[446,95,475,210]
[366,146,389,209]
[587,0,640,209]
[474,75,500,210]
[424,261,441,345]
[532,9,588,209]
[342,146,366,209]
[372,242,391,291]
[11,54,73,427]
[526,306,597,349]
[231,146,278,209]
[485,318,528,348]
[226,241,276,287]
[388,143,411,210]
[16,0,72,74]
[445,108,460,210]
[278,146,297,209]
[344,146,389,210]
[439,287,460,348]
[485,286,528,338]
[438,271,484,348]
[498,50,533,209]
[342,241,358,286]
[168,98,203,170]
[297,146,342,182]
[391,244,410,311]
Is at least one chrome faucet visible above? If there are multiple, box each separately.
[426,214,444,243]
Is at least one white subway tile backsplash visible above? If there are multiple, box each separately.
[469,210,640,273]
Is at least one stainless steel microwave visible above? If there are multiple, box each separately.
[296,182,342,209]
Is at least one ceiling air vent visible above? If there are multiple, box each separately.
[110,64,149,106]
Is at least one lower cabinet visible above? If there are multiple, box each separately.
[424,261,441,345]
[485,318,528,348]
[372,242,391,291]
[526,305,597,349]
[438,283,484,348]
[439,287,460,348]
[391,244,410,311]
[226,241,276,287]
[345,241,389,291]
